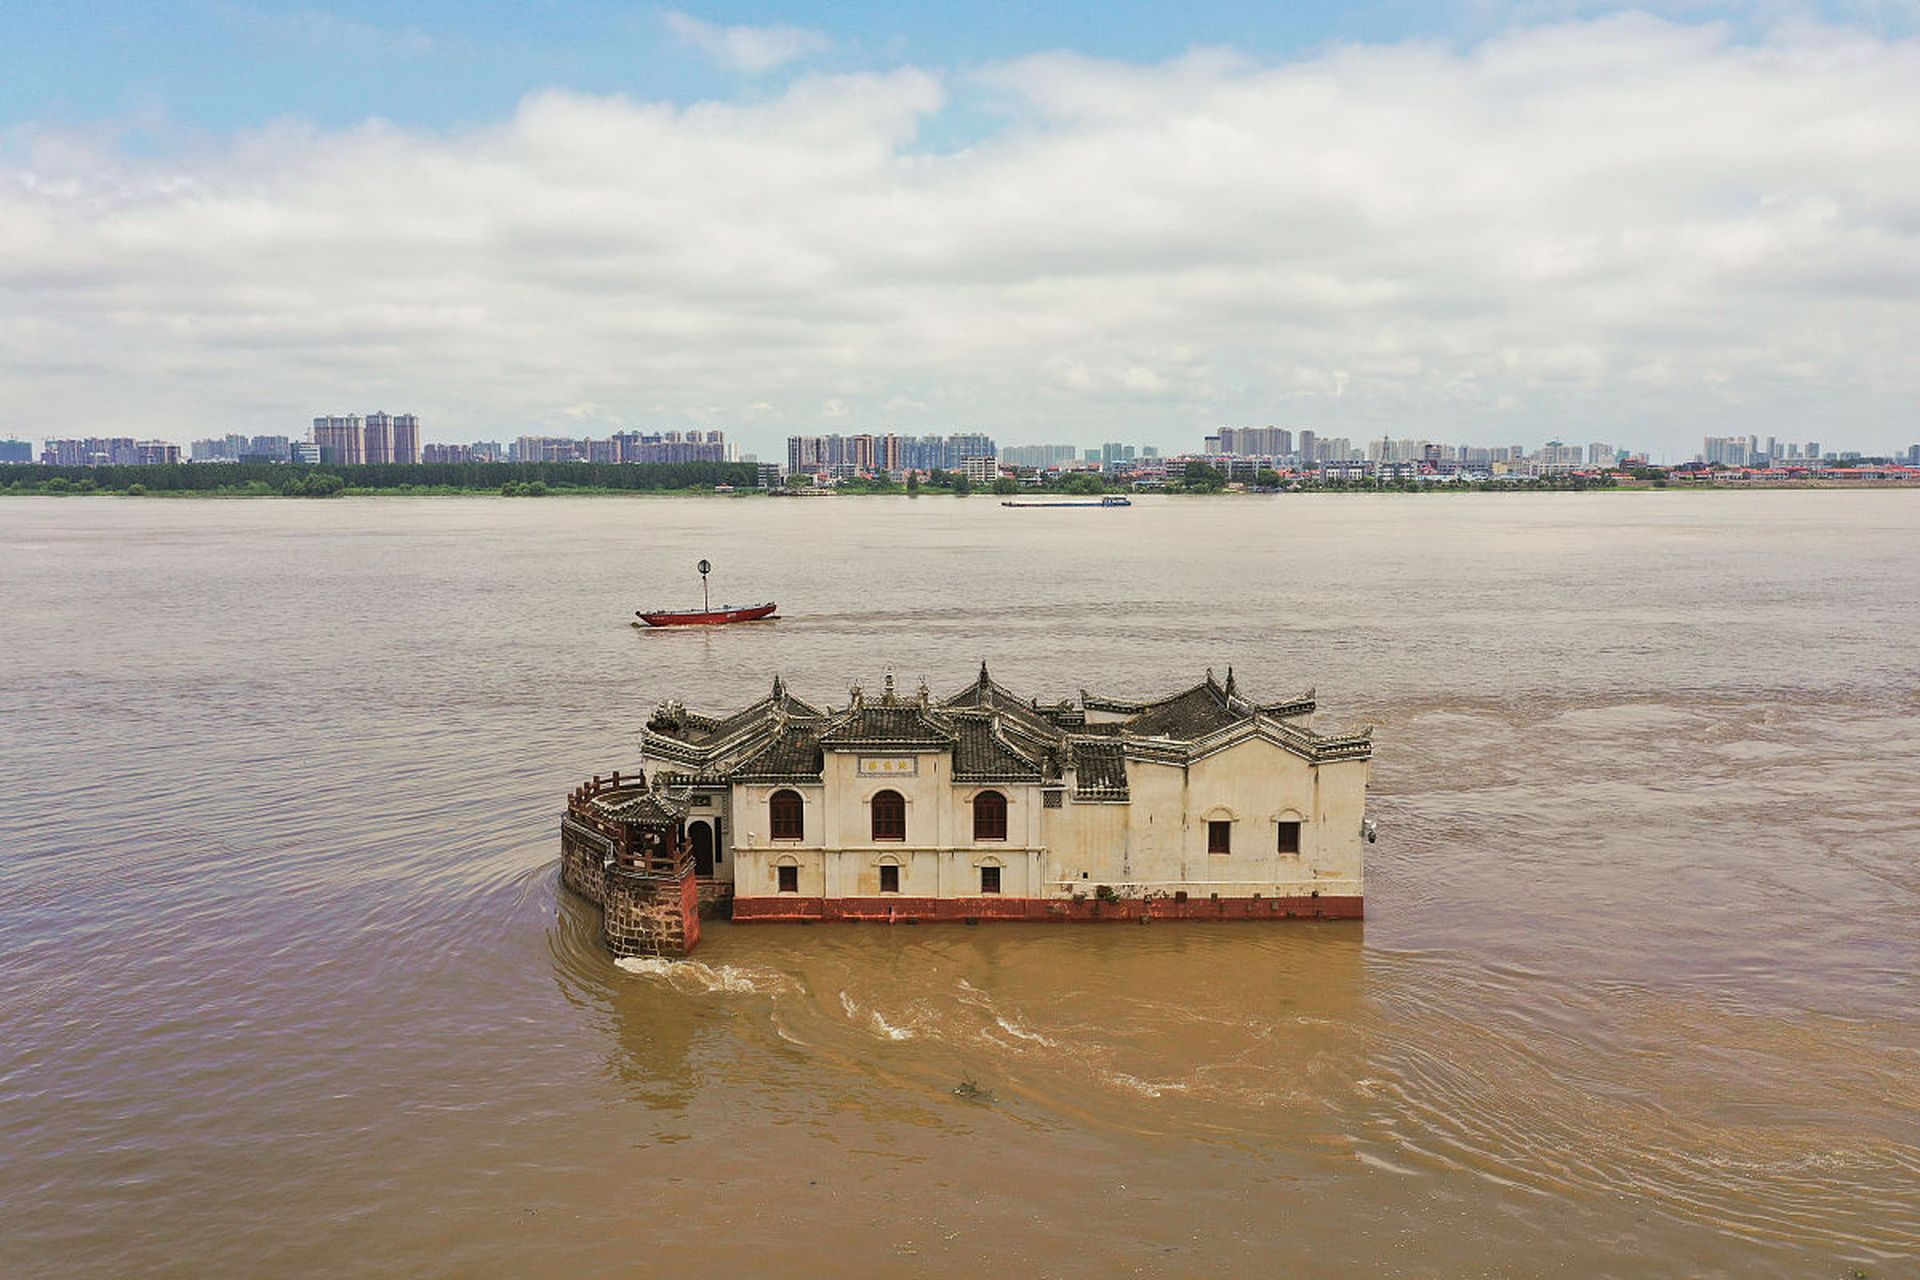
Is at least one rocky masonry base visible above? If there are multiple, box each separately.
[559,817,701,958]
[604,872,700,957]
[731,894,1363,924]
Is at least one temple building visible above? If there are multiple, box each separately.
[560,667,1375,957]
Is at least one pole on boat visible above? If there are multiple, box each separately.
[697,559,711,614]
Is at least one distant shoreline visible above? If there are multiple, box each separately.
[6,480,1919,500]
[6,458,1919,500]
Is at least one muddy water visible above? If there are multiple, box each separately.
[2,491,1916,1278]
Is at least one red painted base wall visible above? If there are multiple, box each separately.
[731,894,1362,924]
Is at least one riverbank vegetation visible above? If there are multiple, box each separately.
[8,459,1911,500]
[1,460,758,498]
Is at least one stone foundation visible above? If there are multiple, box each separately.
[730,893,1363,924]
[560,817,701,957]
[604,871,701,958]
[559,819,609,906]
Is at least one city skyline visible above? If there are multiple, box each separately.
[2,7,1917,456]
[11,421,1920,471]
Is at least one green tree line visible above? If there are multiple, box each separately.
[3,460,759,495]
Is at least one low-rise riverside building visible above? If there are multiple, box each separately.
[560,667,1375,957]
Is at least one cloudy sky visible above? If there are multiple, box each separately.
[3,2,1918,460]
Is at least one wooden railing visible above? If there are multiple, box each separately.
[566,771,689,880]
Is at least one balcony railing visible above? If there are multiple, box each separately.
[565,772,690,880]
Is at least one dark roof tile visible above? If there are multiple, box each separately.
[949,715,1047,781]
[733,721,826,781]
[1070,742,1129,797]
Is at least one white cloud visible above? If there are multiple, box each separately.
[661,10,831,74]
[2,17,1919,458]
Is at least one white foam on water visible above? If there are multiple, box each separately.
[840,990,915,1041]
[994,1015,1058,1047]
[1109,1072,1192,1098]
[870,1010,915,1041]
[615,956,795,996]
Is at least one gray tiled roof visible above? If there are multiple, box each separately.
[732,721,826,782]
[1122,681,1243,739]
[941,663,1071,738]
[594,789,687,825]
[638,668,1366,797]
[820,702,956,749]
[1070,741,1129,798]
[948,714,1048,781]
[648,676,823,748]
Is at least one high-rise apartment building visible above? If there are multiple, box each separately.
[1214,427,1293,457]
[190,433,252,461]
[1368,437,1429,465]
[0,439,31,464]
[40,438,180,465]
[999,444,1079,469]
[392,414,420,464]
[788,435,825,474]
[41,438,139,466]
[512,436,585,463]
[1703,436,1751,467]
[785,433,991,476]
[188,432,290,461]
[312,415,364,465]
[601,430,725,464]
[362,411,394,464]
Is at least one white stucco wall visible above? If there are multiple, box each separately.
[728,736,1367,900]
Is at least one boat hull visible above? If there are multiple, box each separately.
[636,602,777,627]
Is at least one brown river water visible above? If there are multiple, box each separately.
[2,491,1916,1278]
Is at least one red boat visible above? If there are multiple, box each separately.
[636,602,777,627]
[635,559,778,627]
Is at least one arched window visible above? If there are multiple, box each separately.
[972,790,1008,841]
[769,790,804,841]
[871,789,906,842]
